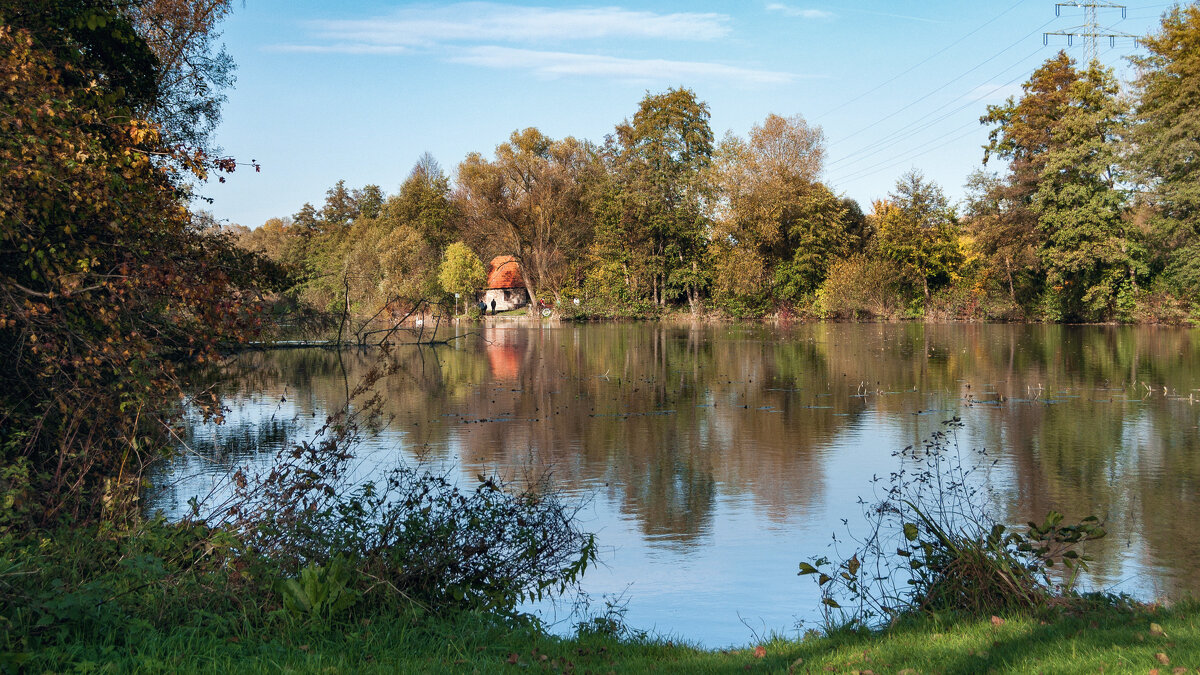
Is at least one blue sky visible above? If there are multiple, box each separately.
[199,0,1177,228]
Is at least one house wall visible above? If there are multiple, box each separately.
[480,287,529,312]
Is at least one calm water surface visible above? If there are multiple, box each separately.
[152,322,1200,647]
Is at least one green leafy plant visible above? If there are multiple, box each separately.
[276,556,359,624]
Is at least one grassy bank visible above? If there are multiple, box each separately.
[13,593,1200,673]
[4,524,1195,674]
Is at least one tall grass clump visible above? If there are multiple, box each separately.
[800,418,1106,629]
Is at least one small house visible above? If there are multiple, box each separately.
[481,256,529,312]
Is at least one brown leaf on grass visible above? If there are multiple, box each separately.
[990,615,1005,626]
[754,646,767,659]
[1170,667,1188,674]
[506,653,519,665]
[1156,653,1170,665]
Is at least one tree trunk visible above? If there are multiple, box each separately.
[526,285,539,316]
[1005,257,1016,303]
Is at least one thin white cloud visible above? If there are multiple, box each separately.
[765,3,834,20]
[451,46,797,84]
[307,3,731,50]
[840,7,946,25]
[268,43,410,55]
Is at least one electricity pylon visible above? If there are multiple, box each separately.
[1044,1,1139,63]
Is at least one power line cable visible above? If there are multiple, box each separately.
[825,44,1046,173]
[828,62,1048,185]
[814,0,1031,121]
[829,122,988,189]
[823,16,1058,163]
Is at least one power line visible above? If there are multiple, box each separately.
[827,63,1042,185]
[823,1,1163,194]
[830,122,987,189]
[814,0,1031,121]
[824,19,1055,169]
[825,42,1051,171]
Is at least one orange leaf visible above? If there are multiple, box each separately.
[754,646,766,659]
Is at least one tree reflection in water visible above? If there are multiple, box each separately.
[155,323,1200,644]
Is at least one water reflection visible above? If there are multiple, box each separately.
[152,323,1200,645]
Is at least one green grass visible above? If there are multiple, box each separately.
[19,600,1200,673]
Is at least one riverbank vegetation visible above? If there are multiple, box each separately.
[5,1,1200,673]
[224,4,1200,327]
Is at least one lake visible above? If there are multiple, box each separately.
[152,321,1200,647]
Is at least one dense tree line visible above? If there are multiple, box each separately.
[234,6,1199,325]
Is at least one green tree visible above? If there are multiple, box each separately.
[377,224,441,305]
[383,154,456,250]
[320,179,359,230]
[353,184,385,220]
[1033,63,1140,321]
[438,242,486,306]
[876,170,962,302]
[1130,4,1200,300]
[603,88,714,312]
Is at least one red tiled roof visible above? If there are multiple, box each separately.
[485,256,525,290]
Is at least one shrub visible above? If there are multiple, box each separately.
[814,254,907,320]
[925,277,1025,322]
[214,356,596,616]
[799,419,1106,629]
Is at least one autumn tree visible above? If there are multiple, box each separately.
[1130,4,1200,300]
[1,2,273,525]
[457,128,596,310]
[127,0,236,151]
[976,52,1082,307]
[234,216,299,262]
[875,170,962,302]
[710,114,849,313]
